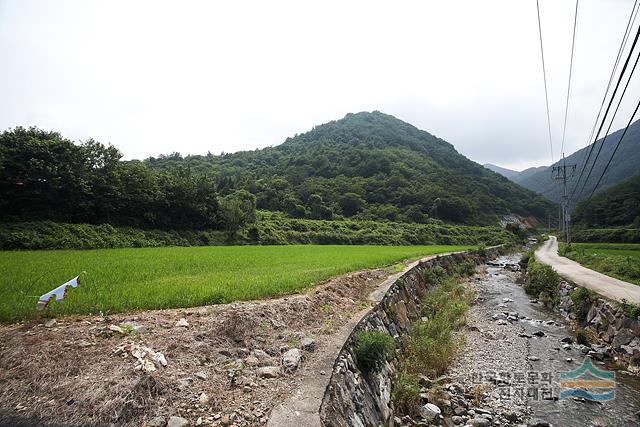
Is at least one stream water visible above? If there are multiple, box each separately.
[481,253,640,426]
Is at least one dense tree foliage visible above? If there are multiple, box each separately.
[0,127,222,230]
[573,174,640,228]
[146,112,553,225]
[1,112,554,243]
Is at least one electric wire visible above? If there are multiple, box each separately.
[575,45,640,199]
[536,0,555,164]
[586,97,640,200]
[560,0,579,157]
[570,0,640,200]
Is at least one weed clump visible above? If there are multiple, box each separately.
[619,299,640,320]
[573,328,591,346]
[391,371,421,417]
[353,330,395,373]
[570,287,597,323]
[524,258,561,305]
[421,265,448,286]
[392,270,472,415]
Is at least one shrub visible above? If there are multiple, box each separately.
[524,258,561,305]
[570,287,596,323]
[455,259,477,277]
[353,330,395,373]
[619,299,640,320]
[402,278,470,376]
[421,265,449,286]
[574,329,590,345]
[477,244,487,257]
[391,370,421,416]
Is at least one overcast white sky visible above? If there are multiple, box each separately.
[1,0,638,170]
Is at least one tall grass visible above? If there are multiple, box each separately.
[392,266,474,415]
[0,245,471,323]
[561,243,640,285]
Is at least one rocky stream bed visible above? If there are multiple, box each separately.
[400,253,640,427]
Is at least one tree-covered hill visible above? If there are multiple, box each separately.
[573,174,640,228]
[146,111,553,225]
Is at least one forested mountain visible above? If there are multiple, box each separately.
[573,174,640,228]
[488,119,640,205]
[0,112,553,232]
[146,111,553,225]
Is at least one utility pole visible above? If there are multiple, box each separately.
[552,154,576,245]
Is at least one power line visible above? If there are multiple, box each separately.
[560,0,579,156]
[586,98,640,200]
[574,45,640,199]
[570,0,640,200]
[536,0,554,164]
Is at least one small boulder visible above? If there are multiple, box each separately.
[198,392,209,405]
[109,325,125,334]
[252,349,272,364]
[504,411,519,422]
[282,348,303,371]
[244,355,260,366]
[420,403,441,421]
[175,318,189,328]
[256,366,280,378]
[300,337,316,352]
[146,416,165,427]
[177,377,193,390]
[78,339,93,348]
[613,328,635,348]
[194,371,208,380]
[44,319,57,328]
[167,416,189,427]
[468,417,491,427]
[528,420,551,427]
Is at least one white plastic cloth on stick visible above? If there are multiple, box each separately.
[36,276,80,310]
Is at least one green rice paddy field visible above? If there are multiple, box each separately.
[564,243,640,286]
[0,244,472,323]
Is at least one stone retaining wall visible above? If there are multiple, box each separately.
[319,247,503,427]
[558,282,640,360]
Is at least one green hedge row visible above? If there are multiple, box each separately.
[0,215,517,250]
[572,228,640,243]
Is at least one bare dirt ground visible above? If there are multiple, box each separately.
[0,267,394,427]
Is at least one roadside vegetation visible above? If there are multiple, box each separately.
[560,243,640,285]
[392,259,476,416]
[0,244,472,323]
[523,257,562,306]
[0,213,518,251]
[572,228,640,244]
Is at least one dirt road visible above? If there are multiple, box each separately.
[535,235,640,304]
